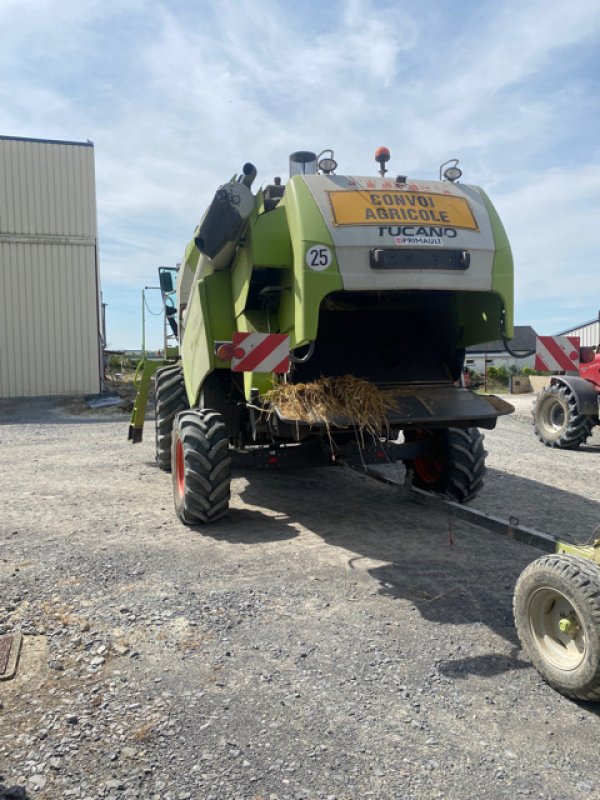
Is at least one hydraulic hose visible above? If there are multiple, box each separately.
[502,336,536,359]
[289,341,315,364]
[500,312,536,359]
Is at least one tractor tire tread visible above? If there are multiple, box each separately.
[533,385,594,449]
[445,427,487,503]
[172,408,231,525]
[155,365,188,471]
[514,554,600,700]
[403,427,486,504]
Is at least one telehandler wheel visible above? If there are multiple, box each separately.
[532,384,594,449]
[155,365,188,471]
[403,427,486,503]
[171,409,231,525]
[514,554,600,701]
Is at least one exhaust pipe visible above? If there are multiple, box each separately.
[239,162,257,188]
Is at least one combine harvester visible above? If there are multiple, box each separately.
[129,148,600,701]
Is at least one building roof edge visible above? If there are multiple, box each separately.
[0,134,93,148]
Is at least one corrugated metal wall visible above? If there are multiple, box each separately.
[0,136,102,397]
[558,320,600,348]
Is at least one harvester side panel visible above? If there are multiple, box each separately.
[480,187,514,340]
[180,269,235,406]
[282,177,343,347]
[250,206,292,267]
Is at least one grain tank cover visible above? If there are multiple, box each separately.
[194,180,255,260]
[299,174,497,292]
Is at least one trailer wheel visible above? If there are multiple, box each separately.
[171,409,231,525]
[155,365,188,471]
[403,427,486,503]
[532,384,593,449]
[514,554,600,700]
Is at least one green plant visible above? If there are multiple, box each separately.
[108,354,123,370]
[521,367,552,377]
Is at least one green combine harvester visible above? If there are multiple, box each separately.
[129,147,515,522]
[129,147,600,702]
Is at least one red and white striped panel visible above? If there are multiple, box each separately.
[535,335,580,372]
[230,332,290,373]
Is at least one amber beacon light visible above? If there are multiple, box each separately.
[374,146,391,176]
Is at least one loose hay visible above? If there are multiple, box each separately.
[263,375,396,436]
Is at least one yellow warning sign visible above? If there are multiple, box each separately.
[329,190,478,229]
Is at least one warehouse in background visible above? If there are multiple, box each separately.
[0,135,103,398]
[556,316,600,348]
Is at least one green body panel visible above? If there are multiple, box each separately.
[232,205,291,316]
[444,190,513,348]
[181,269,235,405]
[251,205,292,266]
[455,292,505,348]
[243,370,271,398]
[227,177,344,398]
[183,238,202,277]
[280,176,343,345]
[556,541,600,566]
[232,246,254,319]
[479,187,514,339]
[127,359,166,442]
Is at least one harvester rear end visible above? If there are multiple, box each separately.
[131,148,514,523]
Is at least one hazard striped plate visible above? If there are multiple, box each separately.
[231,332,290,373]
[535,335,580,372]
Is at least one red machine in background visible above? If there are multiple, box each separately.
[532,326,600,449]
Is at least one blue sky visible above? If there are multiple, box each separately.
[3,0,600,348]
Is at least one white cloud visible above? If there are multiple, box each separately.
[497,164,600,300]
[1,0,600,345]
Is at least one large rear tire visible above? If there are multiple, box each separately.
[172,409,231,525]
[514,554,600,700]
[532,383,593,449]
[155,365,188,471]
[403,427,486,503]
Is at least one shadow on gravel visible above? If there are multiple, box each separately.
[220,465,600,681]
[475,467,600,542]
[579,442,600,453]
[190,507,299,544]
[436,653,528,679]
[370,558,528,679]
[0,783,31,799]
[0,397,130,426]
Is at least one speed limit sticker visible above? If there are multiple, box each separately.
[305,245,332,271]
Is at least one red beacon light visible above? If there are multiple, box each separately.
[375,146,391,177]
[215,342,235,362]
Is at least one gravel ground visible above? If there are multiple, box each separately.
[1,394,600,800]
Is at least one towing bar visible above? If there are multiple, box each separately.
[353,463,600,566]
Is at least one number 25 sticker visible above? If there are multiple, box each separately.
[305,245,332,271]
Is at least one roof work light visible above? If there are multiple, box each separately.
[440,159,462,182]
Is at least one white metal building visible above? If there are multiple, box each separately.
[556,316,599,348]
[0,135,103,397]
